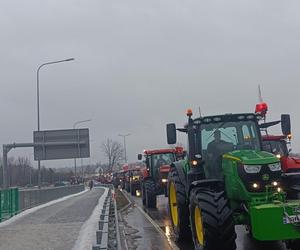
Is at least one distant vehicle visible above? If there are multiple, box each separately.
[255,101,300,198]
[127,167,141,196]
[41,182,50,187]
[54,181,66,187]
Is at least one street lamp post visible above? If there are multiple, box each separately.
[73,119,92,180]
[36,58,74,189]
[118,133,130,163]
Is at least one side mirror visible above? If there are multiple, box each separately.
[167,123,177,144]
[137,154,142,160]
[281,114,291,136]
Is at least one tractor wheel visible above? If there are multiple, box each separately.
[288,239,300,250]
[142,182,146,205]
[168,167,190,242]
[189,187,236,250]
[144,179,156,208]
[130,183,136,196]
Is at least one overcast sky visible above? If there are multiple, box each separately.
[1,0,300,168]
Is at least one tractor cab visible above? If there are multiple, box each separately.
[138,149,176,182]
[167,112,268,182]
[199,115,262,179]
[262,135,289,159]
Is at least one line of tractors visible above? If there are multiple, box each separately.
[112,101,300,250]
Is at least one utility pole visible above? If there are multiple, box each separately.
[118,133,130,163]
[73,119,91,180]
[36,58,74,189]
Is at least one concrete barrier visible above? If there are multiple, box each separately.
[19,184,85,211]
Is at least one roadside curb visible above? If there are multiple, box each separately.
[119,190,133,213]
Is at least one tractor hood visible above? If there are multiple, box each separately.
[225,150,279,165]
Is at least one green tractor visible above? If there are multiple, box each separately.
[166,110,300,250]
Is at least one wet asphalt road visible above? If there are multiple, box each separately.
[126,192,287,250]
[0,188,105,250]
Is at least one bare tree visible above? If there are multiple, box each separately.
[101,138,124,172]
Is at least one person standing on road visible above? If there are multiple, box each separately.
[89,179,94,190]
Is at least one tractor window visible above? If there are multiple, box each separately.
[262,140,288,157]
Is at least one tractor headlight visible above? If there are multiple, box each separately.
[268,162,281,172]
[244,165,262,173]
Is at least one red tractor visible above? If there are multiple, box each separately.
[128,166,142,196]
[256,101,300,198]
[137,147,184,208]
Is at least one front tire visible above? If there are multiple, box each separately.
[189,187,236,250]
[142,182,146,205]
[286,239,300,250]
[144,179,156,208]
[130,183,136,196]
[168,167,190,242]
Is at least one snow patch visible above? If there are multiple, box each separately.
[72,187,109,250]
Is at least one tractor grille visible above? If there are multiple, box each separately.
[237,164,282,192]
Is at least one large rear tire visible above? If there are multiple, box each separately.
[168,167,190,242]
[144,179,156,208]
[287,239,300,250]
[189,187,236,250]
[130,183,136,196]
[142,182,146,205]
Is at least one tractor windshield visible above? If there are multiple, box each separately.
[262,140,288,157]
[150,153,175,180]
[151,153,175,168]
[200,120,261,179]
[130,170,140,176]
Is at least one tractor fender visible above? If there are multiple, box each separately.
[188,179,224,197]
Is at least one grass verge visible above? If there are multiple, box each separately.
[115,189,130,210]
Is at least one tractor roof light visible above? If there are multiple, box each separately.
[187,108,193,117]
[272,181,278,187]
[252,183,259,189]
[255,102,268,116]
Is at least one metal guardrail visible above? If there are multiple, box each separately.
[0,188,19,221]
[92,184,121,250]
[19,184,84,211]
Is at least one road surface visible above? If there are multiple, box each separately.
[0,188,105,250]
